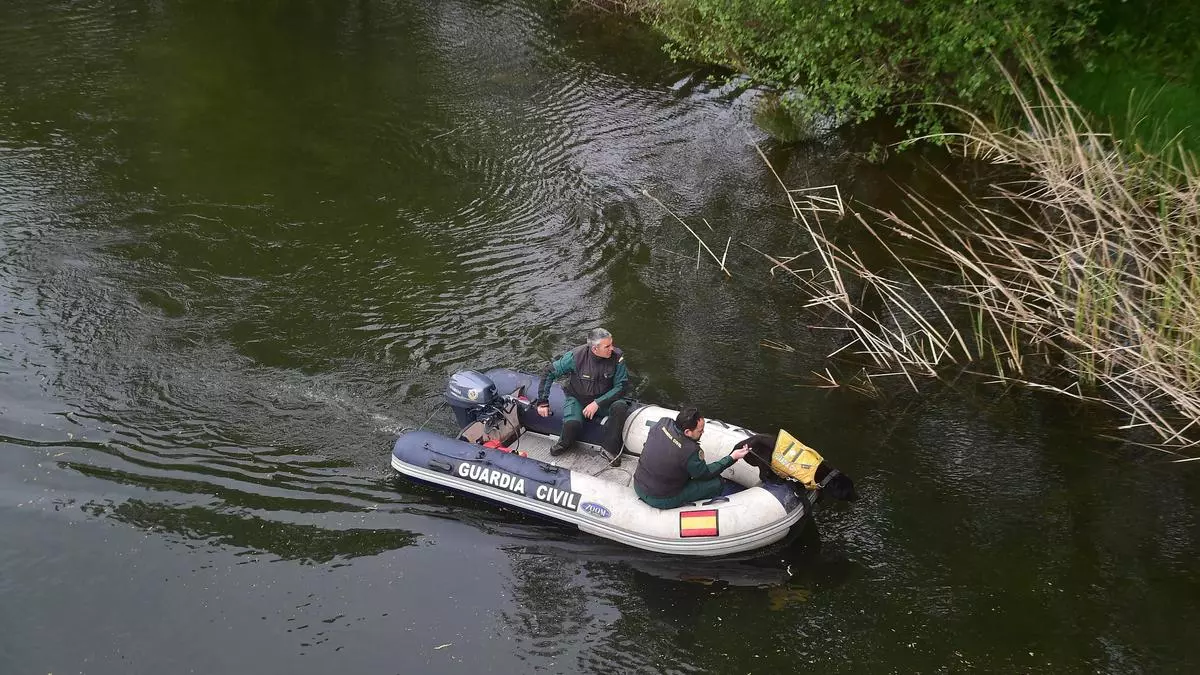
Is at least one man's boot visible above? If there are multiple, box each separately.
[550,420,580,456]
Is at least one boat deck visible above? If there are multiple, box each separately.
[510,430,639,486]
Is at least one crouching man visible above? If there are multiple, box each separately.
[633,406,749,509]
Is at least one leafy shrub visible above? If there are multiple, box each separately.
[633,0,1101,136]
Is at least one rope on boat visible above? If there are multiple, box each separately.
[400,401,448,435]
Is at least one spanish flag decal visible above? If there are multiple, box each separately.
[679,509,719,538]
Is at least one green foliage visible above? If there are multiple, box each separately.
[751,94,818,143]
[1066,60,1200,156]
[1066,0,1200,154]
[634,0,1101,136]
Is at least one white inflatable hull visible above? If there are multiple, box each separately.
[391,403,816,556]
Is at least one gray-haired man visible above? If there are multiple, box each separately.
[535,328,630,463]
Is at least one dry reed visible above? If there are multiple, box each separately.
[757,62,1200,457]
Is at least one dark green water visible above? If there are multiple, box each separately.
[2,1,1198,673]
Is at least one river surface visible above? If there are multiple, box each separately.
[2,1,1198,673]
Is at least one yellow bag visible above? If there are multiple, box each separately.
[770,429,824,489]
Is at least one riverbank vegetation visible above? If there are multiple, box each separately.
[1062,0,1200,153]
[589,0,1198,152]
[618,0,1098,138]
[773,65,1200,455]
[571,1,1200,453]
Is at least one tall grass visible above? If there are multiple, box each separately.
[766,63,1200,457]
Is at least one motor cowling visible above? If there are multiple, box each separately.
[445,370,497,427]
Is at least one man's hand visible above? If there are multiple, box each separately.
[582,401,600,419]
[731,446,750,461]
[536,403,551,417]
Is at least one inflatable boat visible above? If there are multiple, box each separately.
[390,368,823,556]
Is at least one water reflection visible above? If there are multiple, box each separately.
[101,498,420,563]
[489,520,866,673]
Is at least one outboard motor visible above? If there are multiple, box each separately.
[445,370,497,428]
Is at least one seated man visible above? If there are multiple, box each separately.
[633,406,750,509]
[535,327,630,464]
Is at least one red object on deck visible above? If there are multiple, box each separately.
[483,438,527,458]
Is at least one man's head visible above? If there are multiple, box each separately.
[588,327,615,358]
[676,406,705,440]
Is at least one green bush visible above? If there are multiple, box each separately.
[1067,0,1200,154]
[634,0,1101,136]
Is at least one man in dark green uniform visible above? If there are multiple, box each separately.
[536,327,631,463]
[634,407,751,509]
